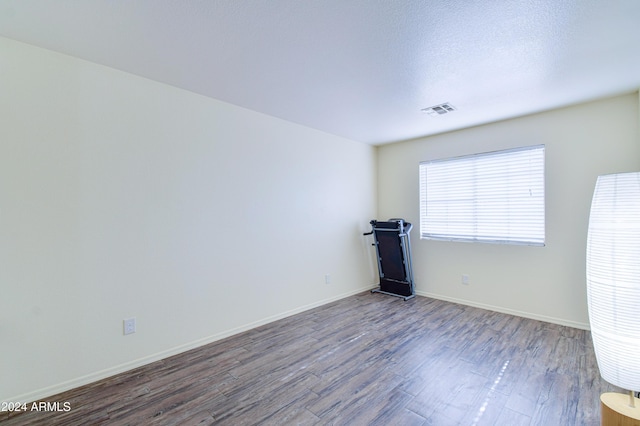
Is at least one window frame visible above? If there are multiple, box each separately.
[419,144,546,246]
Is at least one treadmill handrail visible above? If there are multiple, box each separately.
[370,223,413,234]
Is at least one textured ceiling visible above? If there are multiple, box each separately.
[1,1,639,145]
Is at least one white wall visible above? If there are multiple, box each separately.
[0,37,377,402]
[377,93,640,328]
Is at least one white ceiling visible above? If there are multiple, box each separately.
[1,1,639,145]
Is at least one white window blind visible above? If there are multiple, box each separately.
[419,145,545,246]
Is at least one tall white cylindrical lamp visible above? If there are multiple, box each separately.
[587,172,640,425]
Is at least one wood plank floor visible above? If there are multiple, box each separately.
[3,292,618,425]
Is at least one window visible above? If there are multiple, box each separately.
[419,145,545,246]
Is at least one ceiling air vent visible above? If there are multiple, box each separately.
[421,103,456,116]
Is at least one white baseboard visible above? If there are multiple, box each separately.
[415,290,590,330]
[8,286,373,404]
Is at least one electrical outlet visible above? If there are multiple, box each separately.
[325,274,331,285]
[462,274,470,285]
[123,318,136,335]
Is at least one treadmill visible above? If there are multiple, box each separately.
[364,218,416,301]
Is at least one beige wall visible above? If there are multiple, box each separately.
[0,38,377,402]
[377,93,640,328]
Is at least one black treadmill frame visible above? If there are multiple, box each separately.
[364,218,416,301]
